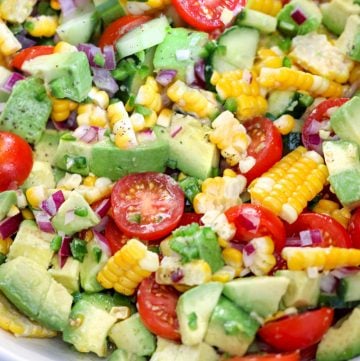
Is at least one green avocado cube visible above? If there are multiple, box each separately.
[0,190,17,221]
[336,15,360,61]
[109,349,146,361]
[35,129,62,164]
[0,77,51,144]
[21,160,56,189]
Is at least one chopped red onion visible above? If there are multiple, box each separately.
[299,229,322,246]
[237,210,260,232]
[137,129,157,143]
[93,215,109,232]
[243,243,256,268]
[73,125,104,143]
[156,69,177,87]
[92,67,119,96]
[194,60,206,83]
[64,209,75,225]
[103,45,116,70]
[170,268,184,283]
[15,34,36,49]
[58,0,76,17]
[285,236,303,247]
[93,229,111,257]
[78,43,102,67]
[52,111,77,130]
[33,210,55,233]
[242,69,252,84]
[243,243,256,256]
[0,213,22,239]
[331,267,360,279]
[92,198,111,218]
[41,190,65,216]
[2,73,25,93]
[291,7,307,25]
[59,235,72,268]
[170,125,182,138]
[320,273,337,294]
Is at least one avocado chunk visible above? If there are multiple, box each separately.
[0,190,17,221]
[176,282,223,346]
[336,15,360,61]
[79,240,109,293]
[21,160,56,189]
[0,257,72,331]
[90,137,169,181]
[338,271,360,302]
[323,140,360,209]
[51,191,100,235]
[223,276,290,319]
[109,313,156,357]
[321,0,360,35]
[109,349,146,361]
[276,270,320,308]
[150,337,219,361]
[205,296,259,357]
[35,129,62,164]
[7,220,54,269]
[153,28,208,81]
[22,52,92,102]
[63,298,117,357]
[316,307,360,361]
[154,114,220,180]
[0,77,51,144]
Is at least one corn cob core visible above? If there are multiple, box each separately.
[97,239,159,295]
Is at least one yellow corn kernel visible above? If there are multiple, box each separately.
[313,199,351,228]
[25,186,47,209]
[253,48,284,74]
[0,19,21,56]
[83,175,97,187]
[21,208,34,220]
[249,148,328,223]
[144,109,158,128]
[258,67,345,98]
[53,41,78,53]
[97,239,159,295]
[77,103,108,127]
[0,0,37,23]
[331,208,351,229]
[282,247,360,271]
[212,266,236,283]
[350,64,360,84]
[247,0,282,16]
[222,247,243,276]
[167,80,219,119]
[83,230,94,243]
[235,94,268,121]
[0,293,57,338]
[51,97,78,122]
[50,0,61,10]
[76,177,113,204]
[25,15,58,38]
[273,114,296,135]
[146,0,170,9]
[88,87,110,109]
[156,108,173,128]
[0,237,12,255]
[135,76,162,113]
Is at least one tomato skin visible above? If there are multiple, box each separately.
[137,275,180,341]
[226,351,300,361]
[111,172,185,242]
[104,217,131,254]
[171,0,246,32]
[225,204,286,252]
[258,308,334,352]
[302,98,349,154]
[0,132,33,191]
[242,117,283,183]
[348,208,360,248]
[177,212,203,227]
[98,15,151,48]
[11,45,54,70]
[285,212,352,248]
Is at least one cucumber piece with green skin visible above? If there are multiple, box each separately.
[236,8,277,33]
[116,16,169,59]
[211,26,259,73]
[338,272,360,302]
[318,293,360,309]
[93,0,126,25]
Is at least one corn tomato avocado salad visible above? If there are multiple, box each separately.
[1,0,360,360]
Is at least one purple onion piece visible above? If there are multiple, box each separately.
[78,43,102,67]
[0,213,22,239]
[103,45,116,70]
[331,267,360,279]
[237,210,260,232]
[170,268,184,283]
[33,210,55,233]
[15,34,36,49]
[93,198,111,218]
[243,243,256,256]
[156,69,177,87]
[291,7,307,25]
[93,229,111,257]
[137,129,157,143]
[170,125,182,138]
[58,0,76,17]
[92,67,119,96]
[194,60,206,88]
[93,215,109,232]
[59,235,72,268]
[320,273,337,294]
[41,190,65,216]
[52,111,78,131]
[2,73,25,93]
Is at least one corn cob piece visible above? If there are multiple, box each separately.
[235,94,268,121]
[88,87,110,109]
[222,247,244,277]
[249,147,329,224]
[258,67,345,98]
[247,0,282,17]
[51,97,78,122]
[135,76,162,113]
[0,0,37,23]
[0,293,57,338]
[313,199,351,229]
[24,16,58,38]
[282,247,360,271]
[97,239,159,295]
[167,80,219,119]
[253,48,284,74]
[0,20,21,56]
[273,114,296,135]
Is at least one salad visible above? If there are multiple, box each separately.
[0,0,360,360]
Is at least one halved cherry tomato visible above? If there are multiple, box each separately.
[137,275,180,341]
[177,212,203,227]
[348,208,360,248]
[171,0,246,32]
[98,15,151,49]
[225,204,286,252]
[285,212,352,248]
[0,132,33,191]
[104,217,131,254]
[242,117,283,183]
[226,351,300,361]
[11,45,54,70]
[258,308,334,352]
[302,98,349,154]
[111,172,185,241]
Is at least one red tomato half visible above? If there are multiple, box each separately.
[104,217,131,254]
[258,308,334,352]
[285,212,352,248]
[177,212,203,227]
[98,15,151,48]
[137,275,180,341]
[242,117,283,183]
[302,98,349,154]
[225,204,286,252]
[348,208,360,248]
[0,132,33,191]
[111,172,185,241]
[171,0,246,32]
[11,45,54,70]
[227,351,300,361]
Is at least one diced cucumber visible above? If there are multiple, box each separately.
[267,90,296,118]
[211,26,259,72]
[116,16,169,59]
[236,9,277,34]
[338,272,360,302]
[93,0,126,25]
